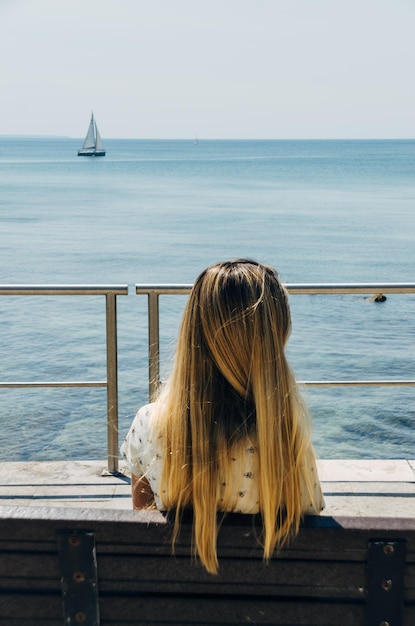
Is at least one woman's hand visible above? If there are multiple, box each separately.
[131,475,156,509]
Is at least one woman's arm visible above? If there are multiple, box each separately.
[131,474,156,509]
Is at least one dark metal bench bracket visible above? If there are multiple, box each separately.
[366,539,406,626]
[57,530,100,626]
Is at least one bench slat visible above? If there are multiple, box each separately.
[2,592,415,625]
[0,592,363,624]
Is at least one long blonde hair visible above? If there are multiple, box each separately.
[153,259,318,574]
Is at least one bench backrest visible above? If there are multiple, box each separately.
[0,505,414,625]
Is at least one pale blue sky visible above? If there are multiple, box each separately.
[1,0,414,139]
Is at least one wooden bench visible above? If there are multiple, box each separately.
[0,504,414,625]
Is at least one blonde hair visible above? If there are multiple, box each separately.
[153,259,318,574]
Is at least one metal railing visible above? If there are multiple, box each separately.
[136,282,415,401]
[0,285,129,474]
[2,282,414,471]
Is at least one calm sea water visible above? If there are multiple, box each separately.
[0,137,414,461]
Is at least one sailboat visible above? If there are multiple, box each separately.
[78,112,106,157]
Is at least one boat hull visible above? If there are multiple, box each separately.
[78,150,106,157]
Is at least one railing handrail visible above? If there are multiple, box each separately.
[136,282,415,400]
[0,285,129,296]
[0,284,129,474]
[136,282,415,295]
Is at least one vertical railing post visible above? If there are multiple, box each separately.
[148,290,160,402]
[105,292,119,474]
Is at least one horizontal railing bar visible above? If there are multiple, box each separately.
[0,285,129,296]
[301,380,415,387]
[157,378,415,388]
[288,283,415,295]
[5,380,414,390]
[0,381,107,388]
[136,284,193,295]
[136,283,415,295]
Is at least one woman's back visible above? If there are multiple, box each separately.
[121,259,324,573]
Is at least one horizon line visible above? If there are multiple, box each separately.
[1,134,414,141]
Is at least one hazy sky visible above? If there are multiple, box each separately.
[1,0,414,139]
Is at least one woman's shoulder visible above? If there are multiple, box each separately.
[131,402,156,436]
[135,402,155,424]
[122,403,155,445]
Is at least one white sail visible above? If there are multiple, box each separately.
[82,114,96,150]
[95,125,105,152]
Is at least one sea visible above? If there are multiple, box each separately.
[0,137,414,461]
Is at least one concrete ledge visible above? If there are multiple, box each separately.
[0,460,132,509]
[0,459,414,517]
[318,459,415,518]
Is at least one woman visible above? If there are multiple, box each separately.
[121,259,323,574]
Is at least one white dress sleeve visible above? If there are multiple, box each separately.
[120,403,154,477]
[120,403,165,510]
